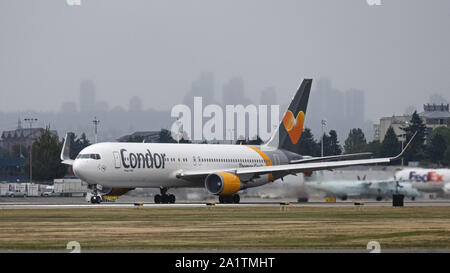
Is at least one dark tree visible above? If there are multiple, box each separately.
[126,135,146,143]
[320,130,342,156]
[328,130,342,155]
[432,127,450,146]
[70,133,91,159]
[443,147,450,167]
[380,126,401,158]
[344,128,367,154]
[401,111,427,162]
[235,138,248,145]
[298,128,320,156]
[159,129,177,143]
[360,140,381,158]
[248,136,264,145]
[427,133,447,164]
[25,128,67,181]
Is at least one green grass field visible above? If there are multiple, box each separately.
[0,206,449,250]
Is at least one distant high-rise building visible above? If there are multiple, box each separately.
[60,102,77,113]
[222,76,251,106]
[129,96,143,112]
[306,78,369,144]
[96,101,109,113]
[344,89,364,123]
[259,87,277,105]
[79,80,96,113]
[182,72,215,106]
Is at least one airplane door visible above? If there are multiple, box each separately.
[193,156,197,166]
[113,151,121,168]
[198,156,202,166]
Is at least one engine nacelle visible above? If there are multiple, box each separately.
[444,183,450,194]
[205,172,241,195]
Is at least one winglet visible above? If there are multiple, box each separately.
[390,131,417,161]
[61,132,75,165]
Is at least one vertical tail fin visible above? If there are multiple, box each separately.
[263,79,312,154]
[61,132,75,165]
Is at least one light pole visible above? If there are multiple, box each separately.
[321,119,327,157]
[92,117,100,144]
[227,128,235,144]
[176,118,182,144]
[398,121,409,166]
[24,118,38,183]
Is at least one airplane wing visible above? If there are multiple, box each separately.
[61,133,74,166]
[289,152,373,164]
[177,132,416,182]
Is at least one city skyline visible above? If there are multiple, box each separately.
[1,1,450,123]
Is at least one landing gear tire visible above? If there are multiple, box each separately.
[91,195,101,204]
[154,189,176,204]
[168,194,176,204]
[89,184,102,204]
[232,194,240,204]
[155,194,162,204]
[219,194,240,204]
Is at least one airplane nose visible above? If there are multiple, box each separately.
[73,160,87,181]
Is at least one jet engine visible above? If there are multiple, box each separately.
[444,183,450,195]
[205,172,241,195]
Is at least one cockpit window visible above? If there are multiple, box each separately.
[76,154,101,160]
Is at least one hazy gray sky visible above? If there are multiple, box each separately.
[1,0,449,122]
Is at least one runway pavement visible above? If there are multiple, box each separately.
[1,196,450,209]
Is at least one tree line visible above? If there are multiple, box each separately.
[6,111,450,182]
[336,111,450,166]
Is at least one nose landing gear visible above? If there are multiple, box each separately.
[89,184,102,204]
[154,187,176,204]
[91,195,102,204]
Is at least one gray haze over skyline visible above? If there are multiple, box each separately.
[1,0,450,142]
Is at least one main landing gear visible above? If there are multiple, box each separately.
[154,187,176,204]
[219,194,240,204]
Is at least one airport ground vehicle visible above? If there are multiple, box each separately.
[6,190,27,198]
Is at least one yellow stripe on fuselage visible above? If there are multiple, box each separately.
[246,145,274,182]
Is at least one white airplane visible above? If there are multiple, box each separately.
[394,168,450,195]
[61,79,416,204]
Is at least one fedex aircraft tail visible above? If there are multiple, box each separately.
[264,79,312,155]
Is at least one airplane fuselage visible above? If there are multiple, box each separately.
[394,168,450,193]
[73,142,290,189]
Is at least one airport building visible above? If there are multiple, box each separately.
[0,121,58,154]
[0,120,58,182]
[117,131,161,143]
[373,103,450,142]
[0,157,27,182]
